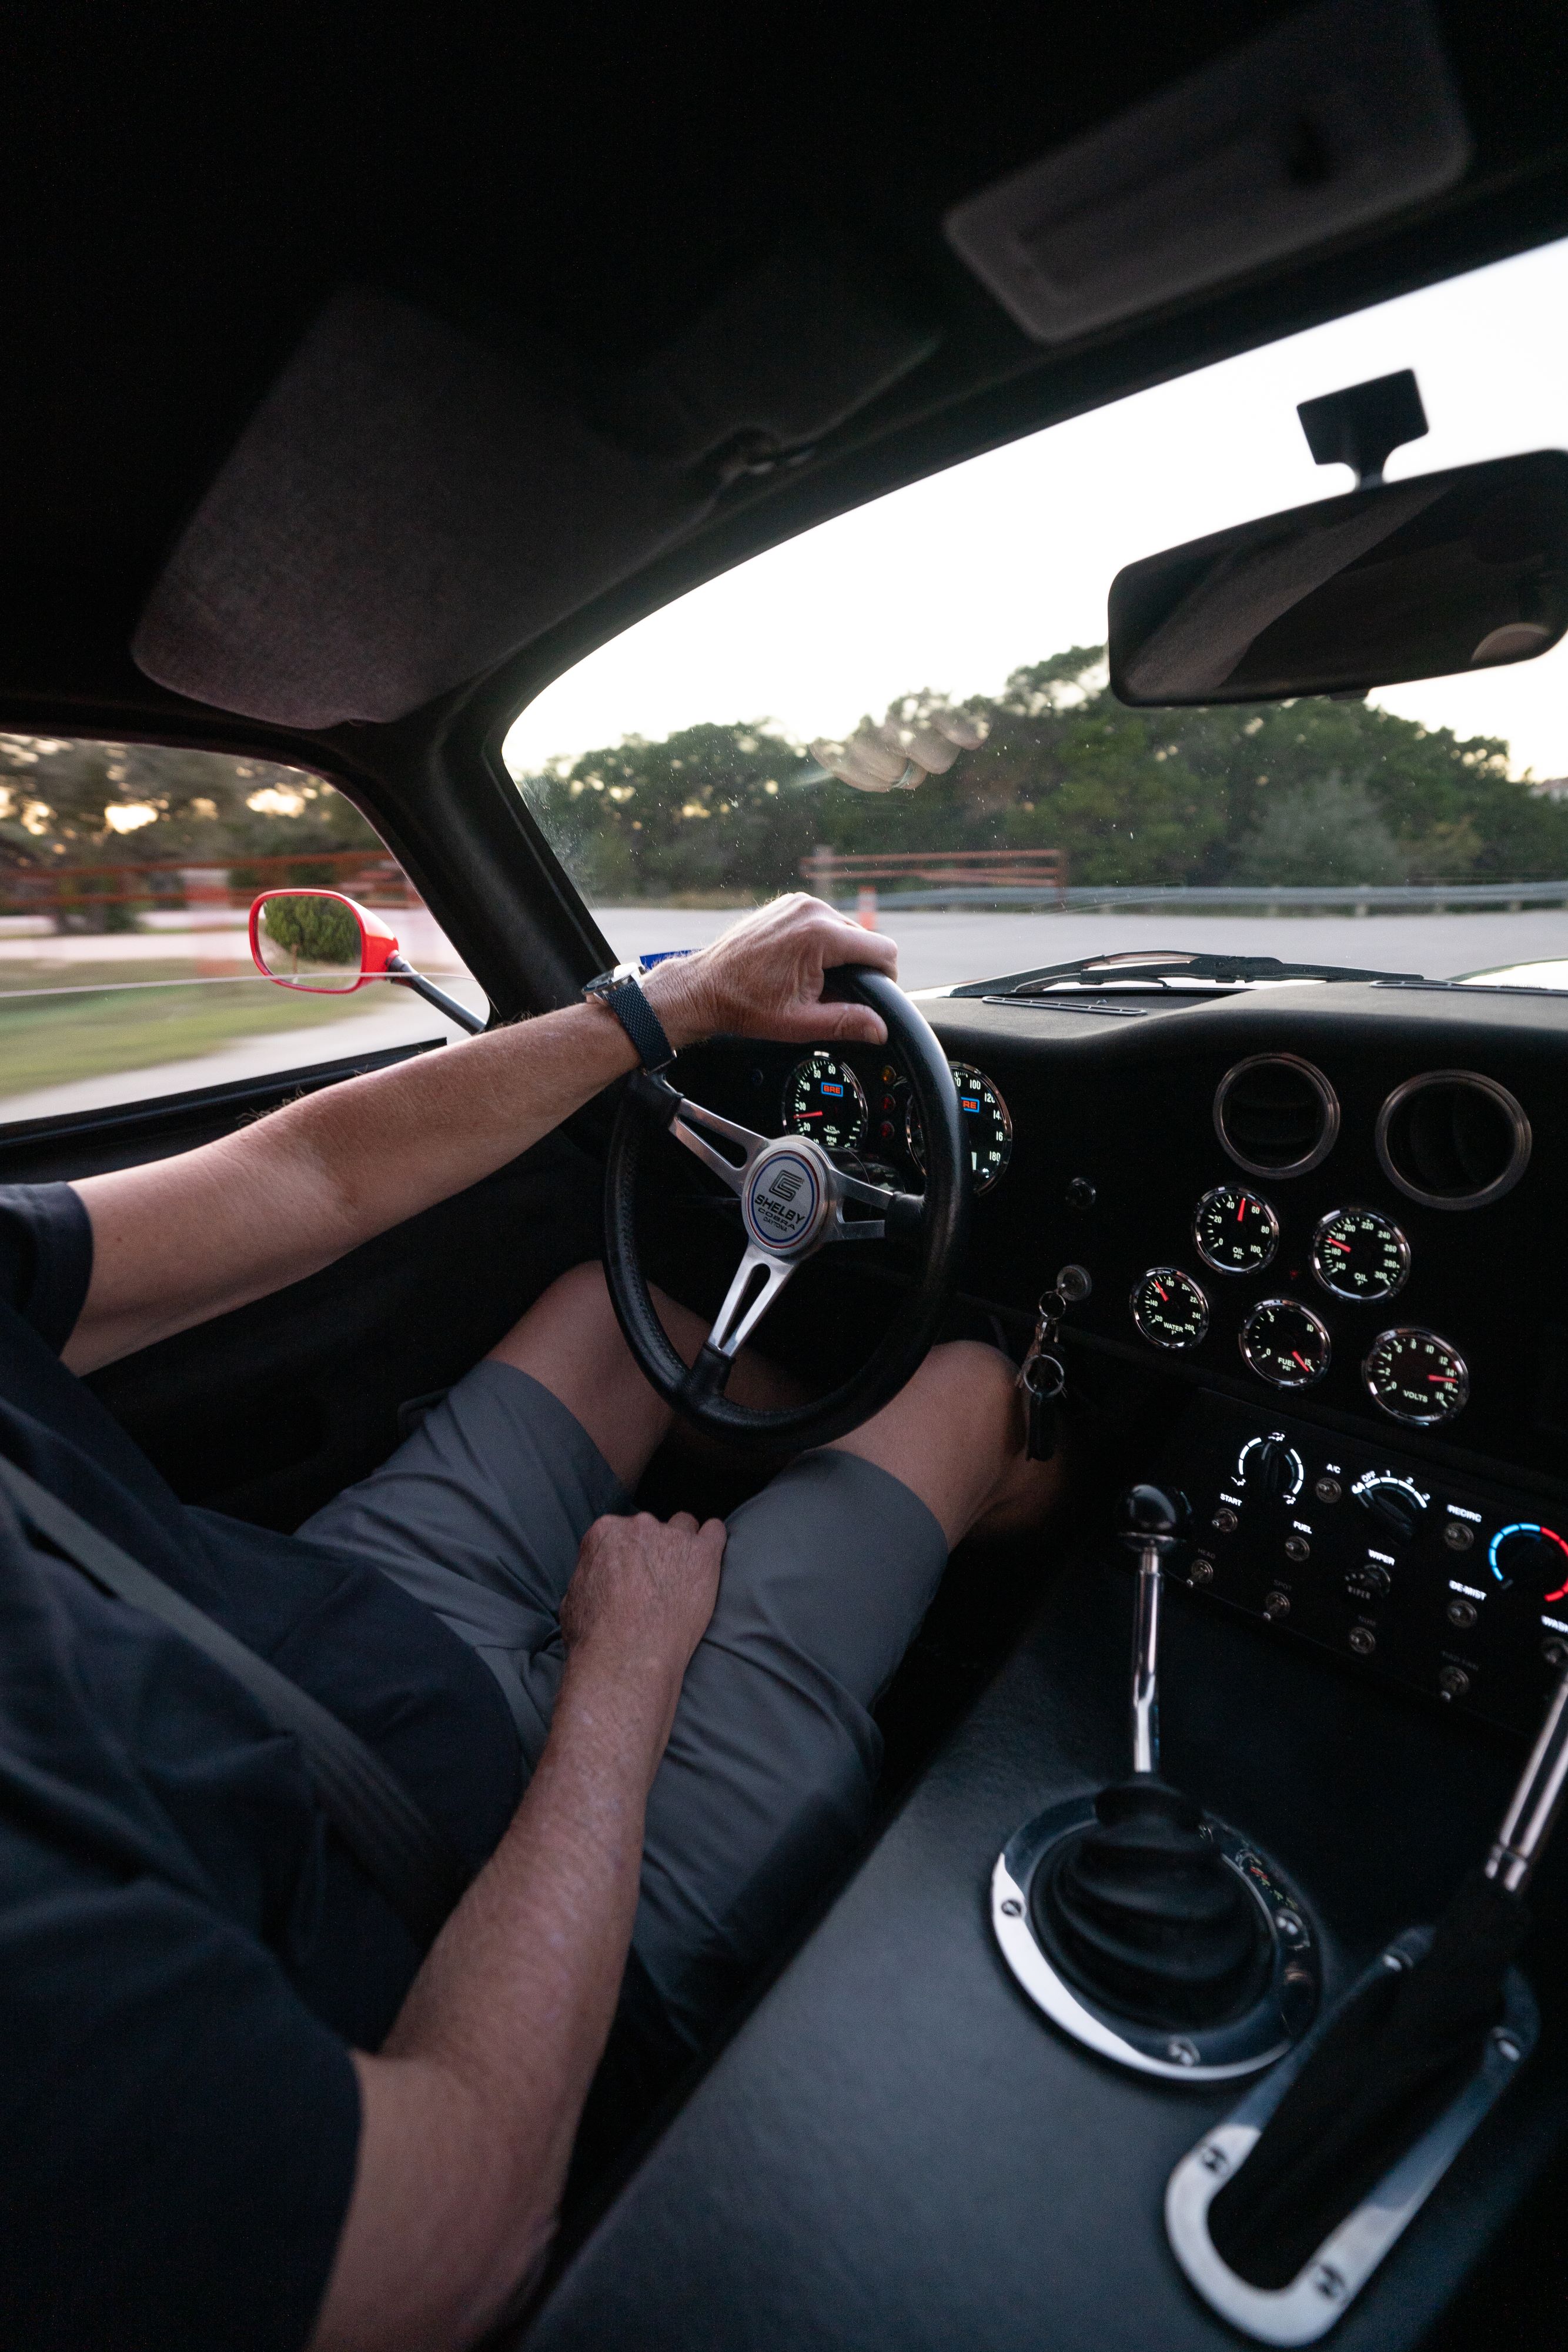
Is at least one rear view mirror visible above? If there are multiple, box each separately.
[1109,448,1568,708]
[249,889,398,992]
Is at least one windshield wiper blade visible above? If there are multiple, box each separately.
[952,950,1425,997]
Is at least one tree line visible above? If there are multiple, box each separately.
[516,646,1568,900]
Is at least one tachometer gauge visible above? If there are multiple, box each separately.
[1240,1298,1331,1388]
[1362,1328,1469,1425]
[1193,1184,1278,1274]
[905,1063,1014,1195]
[1130,1267,1209,1349]
[1311,1208,1410,1303]
[783,1051,867,1152]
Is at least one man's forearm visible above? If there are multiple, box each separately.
[310,1648,677,2352]
[65,998,641,1371]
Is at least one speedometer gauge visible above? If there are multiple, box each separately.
[1311,1208,1409,1302]
[1362,1328,1469,1425]
[1130,1267,1209,1349]
[905,1063,1013,1195]
[783,1051,867,1152]
[1193,1185,1278,1274]
[1240,1298,1331,1388]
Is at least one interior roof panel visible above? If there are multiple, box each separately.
[3,1,1567,749]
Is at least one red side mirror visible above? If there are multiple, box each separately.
[249,889,400,994]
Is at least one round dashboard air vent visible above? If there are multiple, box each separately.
[1213,1054,1339,1178]
[1376,1071,1530,1210]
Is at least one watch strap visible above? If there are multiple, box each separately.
[586,971,674,1072]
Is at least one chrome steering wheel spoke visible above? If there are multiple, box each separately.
[666,1094,773,1194]
[831,1167,925,1243]
[705,1242,801,1362]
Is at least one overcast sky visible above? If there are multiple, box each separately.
[505,233,1568,784]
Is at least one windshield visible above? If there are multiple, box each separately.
[506,238,1568,995]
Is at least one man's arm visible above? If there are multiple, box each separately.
[309,1508,726,2352]
[64,894,896,1374]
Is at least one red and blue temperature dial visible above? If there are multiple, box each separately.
[1488,1522,1568,1601]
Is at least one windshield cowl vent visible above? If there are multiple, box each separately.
[1214,1054,1340,1178]
[1376,1072,1530,1209]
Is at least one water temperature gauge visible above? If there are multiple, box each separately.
[1130,1267,1209,1349]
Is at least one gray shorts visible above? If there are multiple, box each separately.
[298,1361,948,2049]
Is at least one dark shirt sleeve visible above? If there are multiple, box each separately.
[0,1842,360,2352]
[0,1182,93,1351]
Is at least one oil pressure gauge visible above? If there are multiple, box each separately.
[1193,1184,1278,1275]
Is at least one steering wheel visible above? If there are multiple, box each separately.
[603,970,969,1452]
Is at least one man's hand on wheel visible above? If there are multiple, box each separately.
[641,891,898,1051]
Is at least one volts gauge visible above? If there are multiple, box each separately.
[1312,1208,1410,1303]
[1240,1298,1332,1388]
[1130,1267,1209,1350]
[1193,1184,1279,1274]
[783,1051,868,1152]
[1362,1328,1469,1425]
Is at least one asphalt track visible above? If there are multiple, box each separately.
[596,905,1568,991]
[5,906,1568,1126]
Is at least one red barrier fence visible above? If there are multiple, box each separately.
[0,850,422,920]
[800,847,1068,901]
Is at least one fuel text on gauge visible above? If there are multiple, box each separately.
[783,1050,868,1153]
[1239,1298,1332,1388]
[1130,1267,1209,1350]
[1311,1208,1410,1303]
[1362,1328,1469,1425]
[1193,1185,1279,1275]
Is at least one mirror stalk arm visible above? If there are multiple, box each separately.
[385,951,486,1035]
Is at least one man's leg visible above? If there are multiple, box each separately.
[628,1339,1062,2051]
[298,1262,800,1753]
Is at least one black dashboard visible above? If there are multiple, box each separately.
[676,978,1568,1743]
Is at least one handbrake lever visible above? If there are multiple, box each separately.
[1167,1660,1568,2342]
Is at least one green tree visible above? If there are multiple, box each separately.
[256,893,362,973]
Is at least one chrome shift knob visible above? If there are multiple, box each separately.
[1118,1482,1186,1555]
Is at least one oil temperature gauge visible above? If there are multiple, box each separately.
[1240,1298,1332,1388]
[1312,1208,1410,1303]
[1193,1184,1279,1275]
[1362,1328,1469,1425]
[1130,1267,1209,1350]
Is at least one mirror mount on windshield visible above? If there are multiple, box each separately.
[248,888,485,1035]
[1297,366,1429,489]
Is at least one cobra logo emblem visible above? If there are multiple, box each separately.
[748,1153,819,1248]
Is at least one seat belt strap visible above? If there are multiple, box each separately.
[0,1454,473,1948]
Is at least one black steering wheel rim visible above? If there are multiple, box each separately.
[603,970,969,1452]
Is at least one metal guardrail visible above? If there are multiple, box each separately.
[827,879,1568,914]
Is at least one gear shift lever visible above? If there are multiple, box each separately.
[1123,1482,1183,1776]
[992,1478,1316,2079]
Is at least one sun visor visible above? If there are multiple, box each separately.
[944,0,1470,346]
[132,289,712,729]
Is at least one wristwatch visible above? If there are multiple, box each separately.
[583,968,676,1072]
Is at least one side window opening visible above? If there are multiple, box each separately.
[0,737,486,1127]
